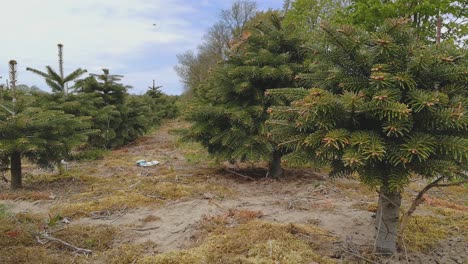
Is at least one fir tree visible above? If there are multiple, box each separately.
[0,60,93,189]
[144,81,179,122]
[186,13,308,177]
[267,19,467,253]
[26,44,87,96]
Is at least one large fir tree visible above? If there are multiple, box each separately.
[185,13,308,177]
[267,19,467,253]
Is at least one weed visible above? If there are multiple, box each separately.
[0,204,8,219]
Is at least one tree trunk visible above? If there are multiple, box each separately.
[436,15,442,45]
[10,152,22,190]
[268,150,283,178]
[375,186,401,255]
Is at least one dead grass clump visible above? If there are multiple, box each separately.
[422,195,468,212]
[136,177,233,200]
[197,209,264,237]
[0,190,52,201]
[0,216,38,248]
[141,221,336,264]
[99,241,158,264]
[403,214,467,252]
[53,224,117,251]
[140,215,161,223]
[51,167,232,219]
[351,202,378,213]
[0,246,75,264]
[53,192,157,218]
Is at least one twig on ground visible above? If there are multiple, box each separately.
[225,169,255,181]
[343,249,379,264]
[129,180,141,188]
[144,194,167,200]
[37,234,92,255]
[133,226,160,232]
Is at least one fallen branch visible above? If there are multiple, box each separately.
[133,226,160,232]
[144,194,167,200]
[225,169,255,181]
[38,234,92,255]
[129,180,141,188]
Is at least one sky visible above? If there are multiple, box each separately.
[0,0,283,95]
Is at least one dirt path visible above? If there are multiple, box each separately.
[3,121,375,250]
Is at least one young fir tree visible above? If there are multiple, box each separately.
[186,14,308,177]
[145,81,179,121]
[0,60,93,189]
[26,44,87,96]
[267,19,467,254]
[75,69,167,148]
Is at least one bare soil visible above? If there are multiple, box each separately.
[1,120,466,263]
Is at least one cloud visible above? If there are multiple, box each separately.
[0,0,284,94]
[0,0,203,93]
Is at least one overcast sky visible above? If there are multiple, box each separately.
[0,0,283,95]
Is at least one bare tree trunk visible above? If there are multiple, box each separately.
[10,152,22,190]
[436,15,442,45]
[268,150,283,178]
[375,186,401,255]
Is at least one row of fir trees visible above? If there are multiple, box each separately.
[184,12,467,255]
[0,45,178,191]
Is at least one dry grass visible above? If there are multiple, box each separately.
[403,212,467,252]
[141,220,336,264]
[422,195,468,212]
[0,190,53,201]
[0,246,76,264]
[52,173,233,218]
[351,202,379,213]
[97,241,158,264]
[0,206,121,263]
[53,224,117,251]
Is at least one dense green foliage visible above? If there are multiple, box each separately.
[54,69,179,149]
[267,18,467,253]
[341,0,467,45]
[185,14,309,175]
[0,78,94,188]
[1,58,178,189]
[285,0,467,45]
[269,18,467,189]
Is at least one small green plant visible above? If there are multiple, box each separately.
[0,204,8,219]
[47,213,62,227]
